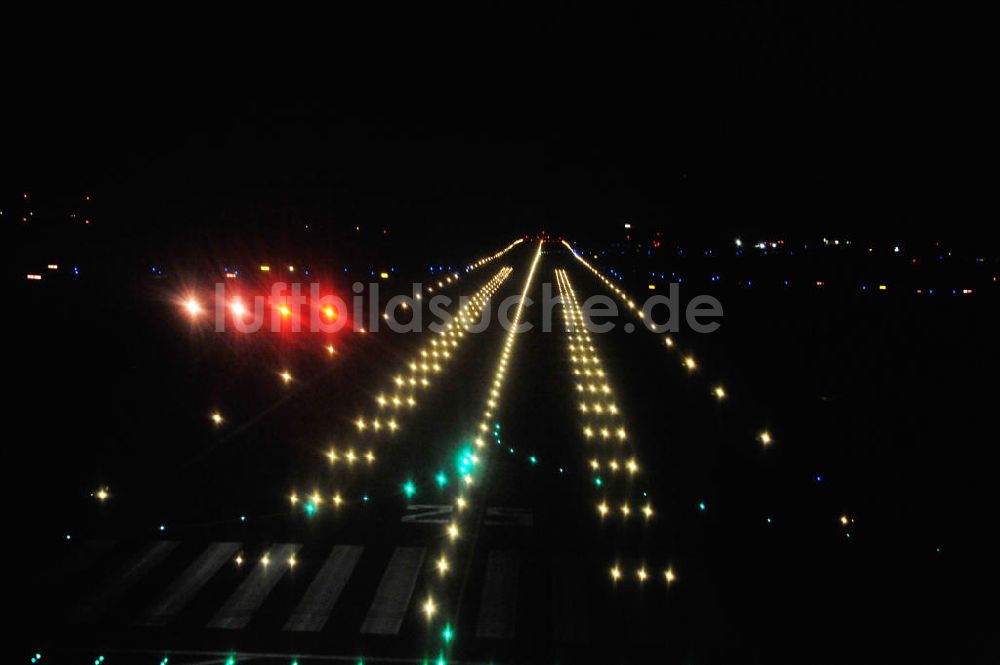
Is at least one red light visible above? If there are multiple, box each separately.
[279,304,292,317]
[323,306,337,320]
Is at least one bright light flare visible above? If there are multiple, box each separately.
[183,298,202,316]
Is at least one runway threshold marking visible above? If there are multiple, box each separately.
[360,546,426,635]
[283,545,363,632]
[140,541,242,627]
[552,556,589,644]
[475,550,521,639]
[208,543,301,630]
[73,540,180,622]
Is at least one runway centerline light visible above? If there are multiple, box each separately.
[423,596,437,619]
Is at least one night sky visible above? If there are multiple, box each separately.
[7,4,988,253]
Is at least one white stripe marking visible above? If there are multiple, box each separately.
[140,542,242,627]
[207,543,301,630]
[283,545,363,632]
[359,546,425,635]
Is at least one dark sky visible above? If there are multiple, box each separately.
[7,4,988,253]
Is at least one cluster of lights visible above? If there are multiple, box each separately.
[554,269,652,525]
[609,563,676,586]
[565,239,877,539]
[182,248,523,460]
[177,286,340,361]
[422,238,521,297]
[839,513,855,538]
[417,240,543,652]
[417,238,524,300]
[358,267,513,434]
[464,238,524,273]
[415,238,523,301]
[287,267,514,518]
[233,550,299,570]
[561,240,773,449]
[325,447,377,471]
[288,488,349,514]
[425,271,463,295]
